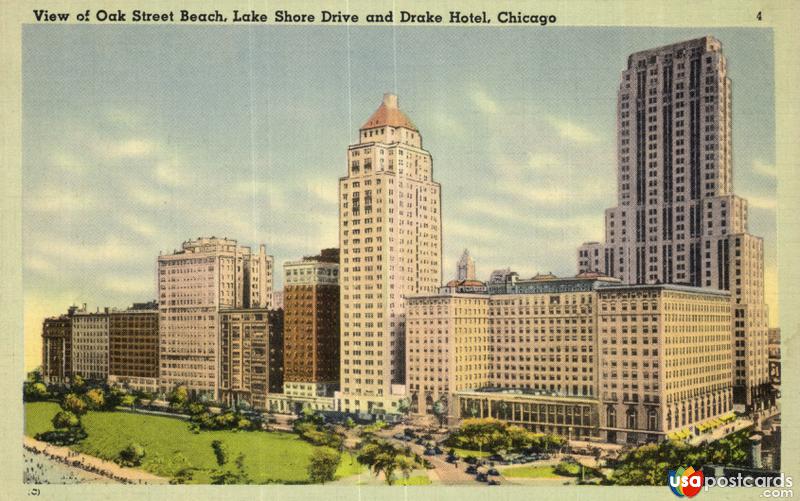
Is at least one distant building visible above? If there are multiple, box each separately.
[283,248,340,399]
[271,291,284,310]
[158,237,274,399]
[71,306,110,382]
[577,242,604,274]
[768,327,780,386]
[456,249,476,280]
[108,304,159,393]
[42,306,77,384]
[219,308,284,410]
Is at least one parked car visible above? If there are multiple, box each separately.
[464,456,478,465]
[424,448,436,456]
[465,465,478,474]
[487,468,500,476]
[403,428,417,438]
[488,479,500,486]
[414,438,426,445]
[433,446,443,455]
[393,433,406,440]
[488,454,503,462]
[476,473,488,482]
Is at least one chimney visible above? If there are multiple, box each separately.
[383,93,398,108]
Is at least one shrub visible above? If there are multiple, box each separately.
[52,410,80,430]
[308,447,341,484]
[61,393,87,416]
[84,388,105,410]
[118,443,146,467]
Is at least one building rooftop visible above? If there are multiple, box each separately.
[360,93,417,131]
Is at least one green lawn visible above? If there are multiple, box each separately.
[24,402,363,484]
[451,447,491,458]
[501,465,564,479]
[396,475,431,485]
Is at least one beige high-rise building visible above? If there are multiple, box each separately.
[409,274,736,443]
[337,94,442,415]
[158,237,273,399]
[597,284,733,444]
[406,284,490,416]
[71,307,109,381]
[575,37,772,410]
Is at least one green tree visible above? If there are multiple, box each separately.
[432,398,448,427]
[121,394,138,408]
[118,443,146,467]
[211,440,229,467]
[71,375,86,393]
[308,447,341,484]
[395,454,416,483]
[52,410,79,429]
[26,367,44,383]
[84,388,105,410]
[62,393,87,416]
[168,385,190,409]
[23,382,48,401]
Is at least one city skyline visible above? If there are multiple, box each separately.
[22,26,777,370]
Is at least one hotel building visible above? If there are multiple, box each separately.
[576,37,771,410]
[283,248,340,399]
[337,94,442,414]
[408,274,734,443]
[108,304,160,393]
[158,237,273,399]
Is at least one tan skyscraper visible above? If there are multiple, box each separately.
[158,237,273,399]
[576,37,771,411]
[337,94,442,415]
[456,249,476,281]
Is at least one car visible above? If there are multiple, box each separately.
[465,465,478,474]
[403,428,417,438]
[433,446,443,455]
[475,473,488,482]
[414,438,425,445]
[464,456,478,465]
[487,468,500,476]
[393,433,406,440]
[488,454,503,462]
[424,448,436,456]
[488,479,500,486]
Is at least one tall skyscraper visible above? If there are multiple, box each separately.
[456,248,476,280]
[337,94,442,414]
[576,37,770,410]
[41,306,77,385]
[158,237,273,399]
[283,248,340,399]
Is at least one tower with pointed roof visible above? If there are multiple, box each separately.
[336,94,442,415]
[456,249,476,281]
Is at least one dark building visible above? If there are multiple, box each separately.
[283,248,340,398]
[108,304,160,393]
[219,308,284,410]
[41,307,77,384]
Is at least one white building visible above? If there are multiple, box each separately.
[336,94,443,415]
[158,237,273,399]
[70,307,109,381]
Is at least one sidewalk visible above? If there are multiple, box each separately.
[23,436,168,484]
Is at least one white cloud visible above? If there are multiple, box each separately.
[51,152,86,174]
[546,115,600,144]
[470,88,499,115]
[752,159,776,179]
[26,186,97,212]
[127,184,170,208]
[527,152,562,171]
[96,138,156,159]
[743,193,777,211]
[99,273,155,296]
[154,160,189,187]
[120,214,158,239]
[33,235,150,265]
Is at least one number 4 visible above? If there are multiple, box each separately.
[757,11,763,21]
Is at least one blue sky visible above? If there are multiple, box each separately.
[22,26,777,368]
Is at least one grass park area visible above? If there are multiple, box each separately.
[396,475,432,485]
[501,465,564,479]
[25,402,363,484]
[451,447,491,458]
